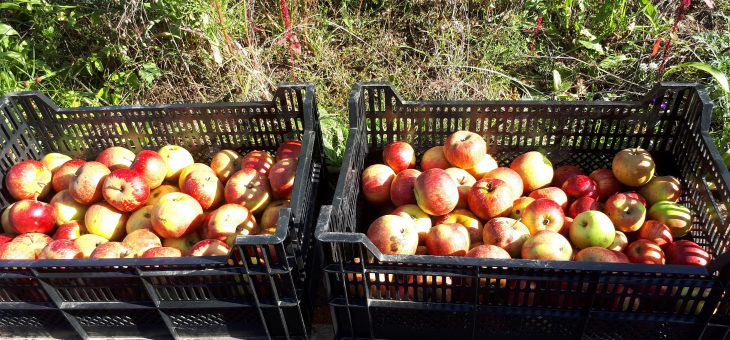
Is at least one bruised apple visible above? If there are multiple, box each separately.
[366,214,418,255]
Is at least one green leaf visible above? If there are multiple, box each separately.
[552,69,562,92]
[599,54,628,69]
[578,40,604,54]
[0,51,24,64]
[0,24,18,36]
[138,62,161,85]
[0,3,21,10]
[663,62,729,93]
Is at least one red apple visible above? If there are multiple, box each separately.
[589,168,622,200]
[639,176,681,206]
[39,239,83,259]
[13,232,52,258]
[207,204,256,239]
[53,221,86,240]
[367,214,419,255]
[85,202,128,241]
[444,168,475,209]
[421,146,451,170]
[0,242,35,260]
[467,154,498,179]
[123,229,162,257]
[0,234,13,245]
[569,211,616,249]
[521,230,572,260]
[567,196,600,218]
[260,200,290,231]
[390,169,421,206]
[50,190,87,225]
[623,191,647,207]
[361,164,396,205]
[561,175,599,200]
[276,140,302,162]
[41,153,72,173]
[637,220,673,248]
[443,131,487,170]
[151,192,204,239]
[521,198,564,234]
[141,246,182,258]
[178,163,215,188]
[268,158,298,200]
[529,187,568,210]
[510,151,553,193]
[240,150,275,175]
[509,197,535,220]
[434,209,483,243]
[414,169,459,216]
[604,193,646,232]
[392,204,432,245]
[130,150,167,189]
[481,217,530,258]
[9,200,55,234]
[210,150,242,182]
[5,160,52,200]
[158,144,195,182]
[189,239,230,256]
[626,239,665,264]
[466,245,511,259]
[383,141,416,173]
[552,165,583,187]
[102,169,150,212]
[608,230,628,252]
[482,167,523,201]
[575,247,628,263]
[52,159,86,192]
[612,148,655,187]
[468,178,512,220]
[426,223,470,256]
[224,168,272,214]
[96,146,135,171]
[89,242,134,259]
[182,169,224,209]
[666,240,709,266]
[69,161,111,205]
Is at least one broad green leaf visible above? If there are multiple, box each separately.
[0,3,21,10]
[579,40,604,53]
[0,24,18,36]
[664,62,729,93]
[599,54,628,69]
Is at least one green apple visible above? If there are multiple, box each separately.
[648,201,692,238]
[569,211,615,249]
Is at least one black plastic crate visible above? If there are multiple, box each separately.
[316,82,730,339]
[0,84,324,339]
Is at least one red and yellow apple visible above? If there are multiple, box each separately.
[0,242,35,260]
[163,233,201,255]
[415,169,459,216]
[52,159,86,192]
[210,150,242,182]
[102,169,150,212]
[521,230,572,261]
[390,169,421,206]
[276,140,302,162]
[434,209,483,243]
[567,196,600,218]
[142,246,182,258]
[53,221,86,240]
[69,161,111,205]
[85,202,128,241]
[126,205,154,234]
[361,164,396,205]
[260,200,290,231]
[510,151,553,193]
[604,193,646,232]
[182,169,224,209]
[189,239,230,256]
[122,229,162,257]
[483,167,523,201]
[421,146,451,170]
[481,217,530,258]
[146,184,179,206]
[637,220,673,248]
[207,204,256,239]
[612,148,655,187]
[9,200,55,234]
[444,168,475,209]
[589,168,622,200]
[509,197,535,220]
[392,204,431,245]
[89,242,134,258]
[575,247,628,263]
[38,239,83,259]
[426,223,470,256]
[151,192,204,239]
[626,239,665,264]
[665,240,709,266]
[552,165,583,187]
[521,198,564,234]
[130,150,167,189]
[96,146,135,171]
[177,163,215,188]
[268,158,298,200]
[468,178,512,220]
[74,234,109,258]
[224,168,271,214]
[158,145,195,181]
[5,160,52,200]
[41,153,72,173]
[240,150,275,175]
[465,244,511,259]
[383,141,416,173]
[13,232,52,258]
[366,214,418,255]
[639,176,681,206]
[529,187,568,210]
[1,203,16,235]
[50,190,87,225]
[467,154,498,179]
[443,131,487,170]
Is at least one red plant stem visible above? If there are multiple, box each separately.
[658,1,689,73]
[529,15,543,54]
[280,0,296,80]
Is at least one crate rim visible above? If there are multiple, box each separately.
[0,83,317,269]
[317,80,730,278]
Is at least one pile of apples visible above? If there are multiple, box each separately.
[0,140,301,260]
[362,131,710,266]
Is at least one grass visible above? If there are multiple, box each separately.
[1,0,729,166]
